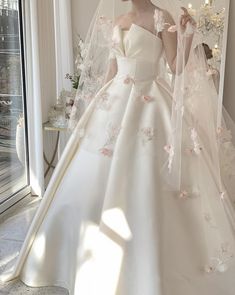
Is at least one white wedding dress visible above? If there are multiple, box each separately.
[2,23,235,295]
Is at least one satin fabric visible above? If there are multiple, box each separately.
[1,23,235,295]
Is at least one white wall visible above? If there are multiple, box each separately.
[37,0,57,123]
[71,0,99,40]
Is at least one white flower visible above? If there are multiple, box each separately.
[139,127,155,145]
[164,144,175,172]
[190,128,202,155]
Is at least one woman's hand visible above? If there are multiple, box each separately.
[180,7,196,33]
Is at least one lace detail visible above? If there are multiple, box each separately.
[154,8,177,35]
[95,92,112,111]
[154,9,167,35]
[217,127,232,143]
[98,16,113,41]
[218,127,235,179]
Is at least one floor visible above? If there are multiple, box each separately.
[0,160,26,203]
[0,195,68,295]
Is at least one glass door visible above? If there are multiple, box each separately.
[0,0,29,209]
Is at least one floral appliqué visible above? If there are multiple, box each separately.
[98,16,113,41]
[164,144,175,172]
[99,123,121,157]
[178,190,199,200]
[123,75,135,85]
[179,190,189,199]
[204,243,234,274]
[139,127,155,145]
[139,95,154,103]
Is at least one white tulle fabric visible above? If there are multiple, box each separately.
[1,20,235,295]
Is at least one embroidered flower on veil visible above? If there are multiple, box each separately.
[164,144,175,172]
[190,128,203,155]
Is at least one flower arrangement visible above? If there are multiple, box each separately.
[50,34,85,124]
[65,34,85,90]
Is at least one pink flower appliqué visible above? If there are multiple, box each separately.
[141,95,154,103]
[124,75,135,85]
[99,123,121,157]
[179,190,189,200]
[99,147,113,157]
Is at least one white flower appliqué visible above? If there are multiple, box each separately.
[164,144,175,172]
[204,243,234,274]
[190,128,202,155]
[139,127,155,145]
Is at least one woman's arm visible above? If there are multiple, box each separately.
[161,8,195,74]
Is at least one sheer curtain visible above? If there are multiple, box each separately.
[53,0,74,157]
[24,0,44,197]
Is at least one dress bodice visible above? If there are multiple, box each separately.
[112,24,163,62]
[111,24,163,81]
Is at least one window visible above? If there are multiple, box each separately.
[0,0,30,209]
